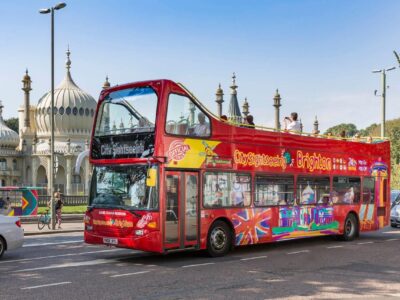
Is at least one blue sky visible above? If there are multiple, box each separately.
[1,0,400,132]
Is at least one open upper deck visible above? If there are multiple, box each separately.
[90,79,390,166]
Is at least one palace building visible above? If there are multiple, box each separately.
[0,49,109,195]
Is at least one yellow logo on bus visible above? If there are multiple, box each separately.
[167,139,220,168]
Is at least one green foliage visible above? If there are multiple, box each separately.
[324,123,358,137]
[4,117,19,133]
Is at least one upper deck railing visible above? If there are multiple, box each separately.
[177,83,389,145]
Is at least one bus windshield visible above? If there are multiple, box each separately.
[89,165,158,210]
[94,87,157,136]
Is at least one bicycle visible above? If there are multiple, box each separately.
[37,209,51,230]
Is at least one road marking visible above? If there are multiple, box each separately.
[357,241,374,245]
[21,282,71,290]
[111,270,151,278]
[385,238,399,242]
[240,255,267,261]
[23,240,84,247]
[326,245,344,249]
[14,259,119,272]
[182,262,215,268]
[0,249,128,264]
[287,250,309,255]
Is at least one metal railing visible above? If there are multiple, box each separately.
[38,195,88,207]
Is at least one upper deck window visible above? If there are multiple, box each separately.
[166,93,211,137]
[94,87,157,137]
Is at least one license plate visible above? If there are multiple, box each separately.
[103,237,118,245]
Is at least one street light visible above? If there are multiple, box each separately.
[372,66,396,138]
[39,2,67,230]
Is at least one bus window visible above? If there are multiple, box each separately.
[203,172,251,208]
[297,176,330,205]
[94,87,157,136]
[90,165,158,210]
[362,177,375,204]
[332,177,361,204]
[255,175,294,206]
[166,94,210,137]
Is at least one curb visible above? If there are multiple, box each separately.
[24,229,84,236]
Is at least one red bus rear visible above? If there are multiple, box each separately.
[84,79,391,256]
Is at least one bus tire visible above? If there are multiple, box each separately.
[207,220,232,257]
[0,236,6,258]
[340,213,358,241]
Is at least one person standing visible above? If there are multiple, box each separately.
[54,190,64,229]
[283,112,301,132]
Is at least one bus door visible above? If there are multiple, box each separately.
[164,171,199,250]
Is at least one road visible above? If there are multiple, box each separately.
[1,228,400,299]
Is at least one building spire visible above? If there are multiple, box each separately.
[228,73,242,123]
[273,89,281,130]
[22,69,32,128]
[242,97,249,118]
[66,46,71,72]
[103,75,111,90]
[313,115,320,135]
[215,83,224,117]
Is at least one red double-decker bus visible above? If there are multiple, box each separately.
[84,79,391,256]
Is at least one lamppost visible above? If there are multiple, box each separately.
[39,2,67,230]
[372,66,396,138]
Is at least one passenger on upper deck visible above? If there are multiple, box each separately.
[193,112,210,136]
[220,115,228,122]
[245,115,255,128]
[283,112,301,133]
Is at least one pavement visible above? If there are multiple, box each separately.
[22,221,84,236]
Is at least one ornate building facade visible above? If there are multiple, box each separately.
[0,49,104,195]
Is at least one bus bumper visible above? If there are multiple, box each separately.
[84,230,162,253]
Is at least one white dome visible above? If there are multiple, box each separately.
[35,49,97,138]
[0,102,19,148]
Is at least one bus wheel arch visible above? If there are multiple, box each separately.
[206,218,235,257]
[340,211,359,241]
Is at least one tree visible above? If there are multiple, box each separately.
[324,123,358,137]
[4,117,19,133]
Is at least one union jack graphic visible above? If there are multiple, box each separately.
[232,208,272,245]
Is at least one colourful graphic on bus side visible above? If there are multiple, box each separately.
[232,208,272,245]
[272,206,339,240]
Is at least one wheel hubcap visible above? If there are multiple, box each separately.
[211,227,227,251]
[345,219,353,236]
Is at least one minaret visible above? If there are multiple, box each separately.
[228,73,242,123]
[242,98,249,120]
[22,69,32,128]
[313,116,320,135]
[273,89,281,130]
[215,83,224,117]
[103,75,111,90]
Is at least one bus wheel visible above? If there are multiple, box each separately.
[207,220,232,257]
[341,214,358,241]
[0,236,5,258]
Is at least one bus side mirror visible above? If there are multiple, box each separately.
[146,169,156,187]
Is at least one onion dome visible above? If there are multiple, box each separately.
[0,101,19,148]
[35,48,97,138]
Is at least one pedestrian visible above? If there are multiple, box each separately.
[283,112,301,133]
[54,190,64,229]
[220,115,228,122]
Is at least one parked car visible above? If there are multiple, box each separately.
[0,215,24,258]
[391,190,400,207]
[391,200,400,228]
